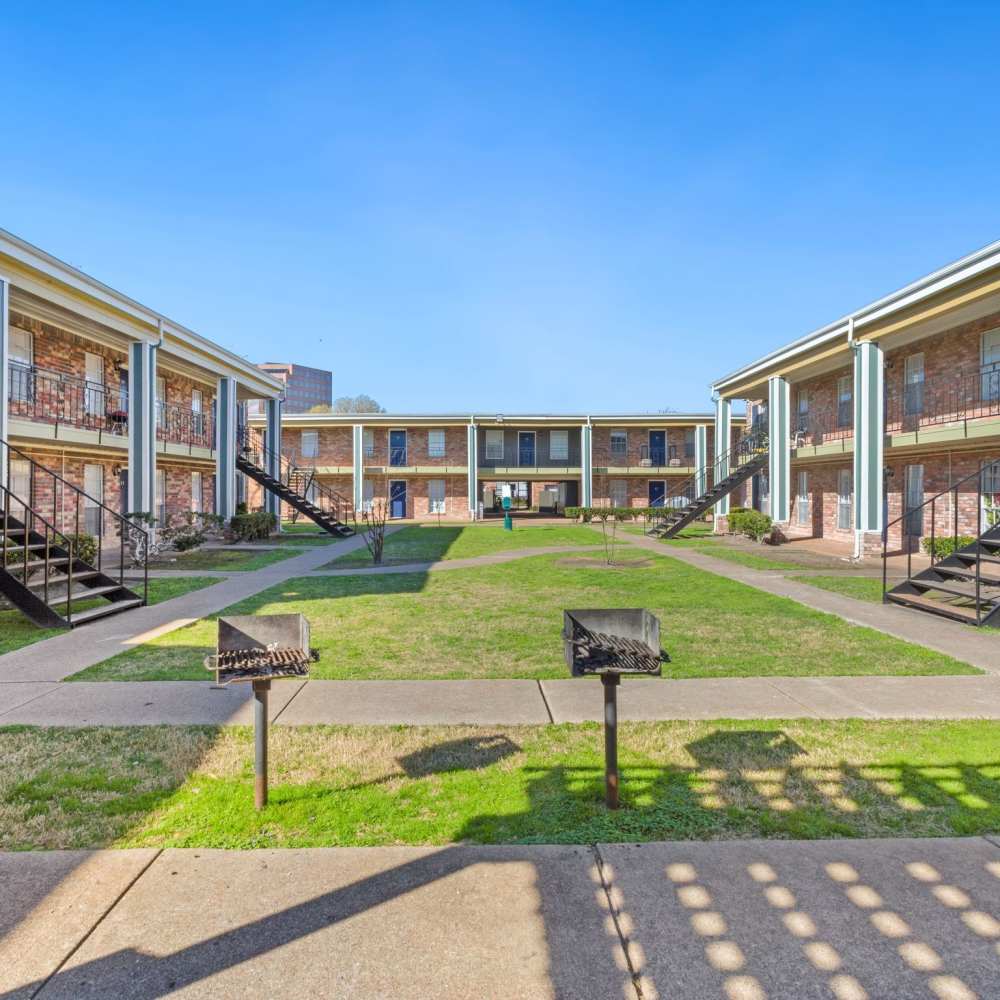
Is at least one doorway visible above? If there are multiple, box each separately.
[390,480,407,519]
[648,480,666,508]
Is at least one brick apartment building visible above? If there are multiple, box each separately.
[711,239,1000,563]
[247,411,739,520]
[0,229,284,538]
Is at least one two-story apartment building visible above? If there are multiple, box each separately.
[0,230,283,539]
[711,239,1000,563]
[248,412,734,520]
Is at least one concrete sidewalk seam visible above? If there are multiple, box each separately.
[763,678,817,718]
[536,680,555,724]
[270,680,309,724]
[592,844,645,1000]
[0,685,62,720]
[32,848,163,1000]
[984,835,1000,851]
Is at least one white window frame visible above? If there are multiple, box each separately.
[837,468,853,531]
[609,479,628,508]
[82,464,103,537]
[796,469,810,526]
[155,375,166,428]
[9,459,30,507]
[362,478,374,513]
[427,429,446,459]
[301,430,319,460]
[609,429,627,459]
[156,468,167,527]
[428,478,446,514]
[549,429,569,462]
[84,351,104,417]
[485,429,504,461]
[363,428,375,458]
[191,471,203,513]
[8,328,32,403]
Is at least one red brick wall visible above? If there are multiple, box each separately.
[785,462,854,543]
[297,427,353,465]
[591,426,709,467]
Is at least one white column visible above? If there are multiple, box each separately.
[265,397,282,525]
[581,422,593,507]
[127,340,157,517]
[767,376,791,523]
[694,424,708,497]
[713,396,732,523]
[0,276,8,490]
[853,341,885,546]
[215,376,238,521]
[466,422,478,519]
[353,423,364,512]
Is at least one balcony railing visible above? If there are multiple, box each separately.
[884,367,1000,432]
[8,362,215,452]
[792,404,855,447]
[389,446,407,467]
[7,362,128,439]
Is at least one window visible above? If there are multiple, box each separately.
[904,465,924,537]
[427,430,446,458]
[982,329,1000,402]
[156,468,167,527]
[428,479,446,514]
[8,328,32,403]
[903,354,924,416]
[191,471,203,513]
[837,468,853,530]
[301,430,319,459]
[191,389,204,436]
[684,429,695,460]
[84,464,103,535]
[156,375,166,428]
[982,462,1000,529]
[549,429,569,462]
[610,480,628,508]
[485,429,504,461]
[84,352,104,417]
[837,375,853,428]
[9,459,30,508]
[362,478,374,513]
[363,428,375,457]
[796,470,810,527]
[796,390,809,432]
[609,430,627,458]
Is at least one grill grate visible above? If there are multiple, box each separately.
[209,645,314,684]
[567,627,663,674]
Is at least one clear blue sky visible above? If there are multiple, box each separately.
[2,2,998,412]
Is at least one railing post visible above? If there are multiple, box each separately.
[976,461,983,625]
[929,497,936,567]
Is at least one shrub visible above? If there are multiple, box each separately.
[730,509,772,542]
[228,511,276,542]
[922,535,975,560]
[162,511,225,552]
[64,532,98,565]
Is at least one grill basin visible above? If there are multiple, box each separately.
[563,609,665,677]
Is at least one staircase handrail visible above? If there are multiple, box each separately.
[1,439,148,606]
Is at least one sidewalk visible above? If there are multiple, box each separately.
[0,531,385,684]
[4,837,998,999]
[624,531,1000,675]
[3,676,1000,726]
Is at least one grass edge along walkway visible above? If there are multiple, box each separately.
[2,719,998,850]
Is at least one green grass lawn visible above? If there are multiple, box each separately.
[71,549,974,681]
[0,577,221,657]
[621,521,803,570]
[149,547,300,571]
[2,720,997,849]
[327,522,603,567]
[790,575,886,603]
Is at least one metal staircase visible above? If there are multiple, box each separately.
[884,462,1000,626]
[648,428,769,539]
[1,441,148,628]
[236,426,355,537]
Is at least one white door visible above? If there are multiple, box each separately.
[84,464,103,536]
[982,330,1000,401]
[837,469,852,530]
[84,352,104,416]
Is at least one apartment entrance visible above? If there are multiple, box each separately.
[389,480,407,519]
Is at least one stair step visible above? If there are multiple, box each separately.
[4,556,73,573]
[49,584,128,606]
[886,591,983,623]
[955,551,1000,565]
[67,598,144,626]
[933,564,1000,585]
[909,578,1000,603]
[25,570,102,591]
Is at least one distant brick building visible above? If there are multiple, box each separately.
[255,363,332,414]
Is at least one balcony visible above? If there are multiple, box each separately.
[7,363,215,451]
[884,367,1000,433]
[792,404,854,449]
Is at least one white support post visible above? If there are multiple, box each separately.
[694,424,708,497]
[767,376,791,523]
[0,276,8,490]
[853,340,885,553]
[581,422,593,508]
[713,396,732,526]
[265,397,282,526]
[353,424,364,512]
[466,422,478,519]
[215,376,238,521]
[127,341,157,518]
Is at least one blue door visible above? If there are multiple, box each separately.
[389,430,407,466]
[648,431,665,466]
[648,481,666,507]
[390,481,407,519]
[518,432,535,466]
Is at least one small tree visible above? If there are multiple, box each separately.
[355,475,390,565]
[592,508,621,566]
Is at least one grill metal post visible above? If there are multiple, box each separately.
[602,674,620,809]
[253,679,270,811]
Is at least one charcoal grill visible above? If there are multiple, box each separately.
[563,609,668,808]
[204,614,318,810]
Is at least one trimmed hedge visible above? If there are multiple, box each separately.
[922,535,975,560]
[228,511,277,542]
[564,506,679,522]
[728,509,772,542]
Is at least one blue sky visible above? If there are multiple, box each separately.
[2,2,998,412]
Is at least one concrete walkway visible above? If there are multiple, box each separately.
[0,531,386,684]
[624,531,1000,675]
[3,837,998,999]
[3,675,1000,726]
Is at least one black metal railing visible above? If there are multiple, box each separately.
[638,445,667,466]
[1,440,148,617]
[792,405,854,447]
[7,362,128,439]
[156,399,215,451]
[884,367,1000,431]
[882,459,1000,625]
